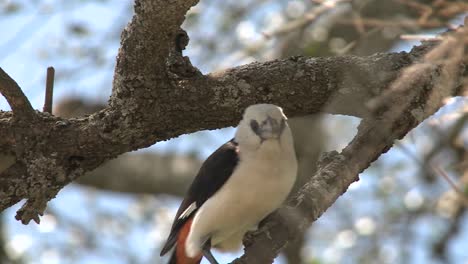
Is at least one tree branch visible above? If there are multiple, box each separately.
[0,68,35,118]
[0,0,201,224]
[43,67,55,114]
[230,24,468,263]
[0,27,465,225]
[0,0,465,235]
[51,98,201,197]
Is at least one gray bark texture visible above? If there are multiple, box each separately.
[51,97,202,197]
[0,0,467,262]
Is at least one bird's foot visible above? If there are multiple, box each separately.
[202,241,219,264]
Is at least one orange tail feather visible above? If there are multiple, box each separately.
[168,218,202,264]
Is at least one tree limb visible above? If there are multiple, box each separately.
[0,0,465,241]
[0,68,34,118]
[230,24,467,263]
[0,41,442,223]
[51,98,201,197]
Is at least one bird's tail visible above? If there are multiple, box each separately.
[167,218,202,264]
[167,249,202,264]
[168,250,177,264]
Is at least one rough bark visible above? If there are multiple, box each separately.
[0,0,467,262]
[51,97,201,197]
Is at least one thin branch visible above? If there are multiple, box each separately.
[432,165,468,207]
[43,67,55,114]
[336,17,444,29]
[263,0,350,39]
[0,67,35,118]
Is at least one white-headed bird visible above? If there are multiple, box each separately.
[160,104,298,264]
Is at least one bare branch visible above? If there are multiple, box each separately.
[0,26,465,225]
[0,0,203,224]
[0,0,466,233]
[263,0,350,39]
[433,166,468,207]
[0,67,35,118]
[53,98,201,197]
[230,23,468,264]
[43,67,55,114]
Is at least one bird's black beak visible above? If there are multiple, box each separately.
[251,116,286,141]
[264,116,285,138]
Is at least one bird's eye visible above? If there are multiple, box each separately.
[250,120,260,134]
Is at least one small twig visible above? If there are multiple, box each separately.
[400,34,443,41]
[43,67,55,114]
[432,165,468,207]
[335,17,443,29]
[0,67,35,118]
[396,0,433,25]
[262,0,350,38]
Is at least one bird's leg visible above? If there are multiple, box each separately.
[202,240,219,264]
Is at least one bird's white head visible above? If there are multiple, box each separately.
[235,104,291,148]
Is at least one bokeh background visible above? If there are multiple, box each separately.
[1,0,467,263]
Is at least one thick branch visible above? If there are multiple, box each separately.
[0,0,201,224]
[0,111,14,152]
[0,154,15,174]
[184,52,411,119]
[52,98,200,197]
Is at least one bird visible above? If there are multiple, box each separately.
[160,104,298,264]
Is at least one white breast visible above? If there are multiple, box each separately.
[185,137,297,257]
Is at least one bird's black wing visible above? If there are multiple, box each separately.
[160,139,239,256]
